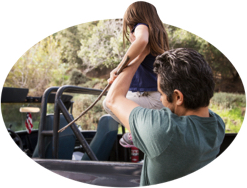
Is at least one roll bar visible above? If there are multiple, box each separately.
[39,86,104,161]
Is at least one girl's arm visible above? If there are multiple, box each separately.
[105,46,150,131]
[121,24,149,66]
[108,24,149,84]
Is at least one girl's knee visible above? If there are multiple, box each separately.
[102,98,110,113]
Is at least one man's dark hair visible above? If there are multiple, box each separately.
[153,48,215,109]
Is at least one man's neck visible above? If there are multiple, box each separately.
[176,106,210,117]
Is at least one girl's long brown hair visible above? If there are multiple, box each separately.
[123,1,169,56]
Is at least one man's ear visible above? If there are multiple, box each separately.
[173,89,184,106]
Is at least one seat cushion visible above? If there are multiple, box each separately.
[33,114,76,159]
[82,115,119,161]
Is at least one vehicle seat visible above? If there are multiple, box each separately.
[82,114,119,161]
[32,114,76,159]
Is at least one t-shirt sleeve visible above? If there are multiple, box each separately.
[131,23,149,33]
[129,106,174,158]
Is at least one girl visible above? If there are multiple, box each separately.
[103,1,169,148]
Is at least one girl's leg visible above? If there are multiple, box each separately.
[102,98,122,124]
[126,91,164,110]
[102,91,163,123]
[103,91,163,148]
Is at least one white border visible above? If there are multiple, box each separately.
[0,1,246,188]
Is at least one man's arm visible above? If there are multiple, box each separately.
[105,48,149,131]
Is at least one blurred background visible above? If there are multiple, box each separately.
[2,19,245,133]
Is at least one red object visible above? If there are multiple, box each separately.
[131,146,139,163]
[25,112,33,134]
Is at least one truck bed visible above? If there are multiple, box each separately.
[34,159,142,187]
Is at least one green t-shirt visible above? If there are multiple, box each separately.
[129,107,225,186]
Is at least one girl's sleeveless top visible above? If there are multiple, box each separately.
[129,23,157,92]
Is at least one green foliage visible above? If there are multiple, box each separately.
[210,105,243,133]
[81,78,108,90]
[4,36,67,96]
[211,92,246,109]
[210,92,246,133]
[72,95,106,130]
[167,25,238,81]
[69,69,89,85]
[6,20,237,94]
[1,103,41,131]
[56,21,99,68]
[3,19,245,133]
[56,26,83,66]
[78,19,129,68]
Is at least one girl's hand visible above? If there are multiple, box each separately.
[108,68,118,84]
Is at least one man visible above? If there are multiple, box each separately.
[105,48,225,186]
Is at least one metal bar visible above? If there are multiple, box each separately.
[54,86,103,95]
[58,84,110,133]
[41,130,53,136]
[57,99,98,161]
[52,100,61,159]
[39,86,100,159]
[54,86,99,161]
[38,87,59,158]
[58,56,130,133]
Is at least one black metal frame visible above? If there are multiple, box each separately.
[38,86,106,160]
[38,87,59,158]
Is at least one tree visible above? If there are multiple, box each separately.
[78,19,130,70]
[69,69,89,85]
[4,36,67,96]
[167,25,239,80]
[5,19,242,95]
[56,26,83,67]
[166,25,243,92]
[55,21,99,68]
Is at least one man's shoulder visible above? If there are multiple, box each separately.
[209,109,225,123]
[129,107,176,158]
[130,106,180,123]
[129,106,180,132]
[131,106,172,115]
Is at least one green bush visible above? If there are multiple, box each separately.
[211,92,246,109]
[71,94,106,130]
[66,78,108,130]
[81,78,108,90]
[210,92,246,133]
[69,69,89,85]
